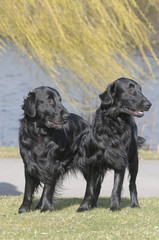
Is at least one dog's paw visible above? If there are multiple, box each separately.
[77,207,90,212]
[40,204,54,212]
[110,203,121,212]
[18,206,30,214]
[77,204,94,212]
[130,203,140,208]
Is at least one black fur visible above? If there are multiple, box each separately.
[75,77,151,212]
[18,86,89,213]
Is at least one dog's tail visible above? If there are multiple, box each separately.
[137,136,145,149]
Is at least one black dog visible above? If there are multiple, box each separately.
[18,86,89,213]
[75,77,151,212]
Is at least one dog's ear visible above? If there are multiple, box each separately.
[99,82,116,109]
[22,92,36,117]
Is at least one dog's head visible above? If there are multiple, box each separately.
[99,77,152,117]
[22,86,70,129]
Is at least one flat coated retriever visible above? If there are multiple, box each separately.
[18,86,89,213]
[75,77,151,212]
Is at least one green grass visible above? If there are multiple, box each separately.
[139,150,159,160]
[0,147,20,158]
[0,147,159,160]
[0,197,159,240]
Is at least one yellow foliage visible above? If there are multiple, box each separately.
[0,0,158,111]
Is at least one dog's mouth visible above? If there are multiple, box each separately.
[124,107,144,117]
[47,120,63,128]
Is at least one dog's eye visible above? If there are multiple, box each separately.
[128,83,135,93]
[47,96,54,104]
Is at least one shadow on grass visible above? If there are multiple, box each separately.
[31,197,131,212]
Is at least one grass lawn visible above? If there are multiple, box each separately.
[0,147,159,160]
[0,196,159,240]
[0,148,158,239]
[0,147,20,158]
[139,150,159,160]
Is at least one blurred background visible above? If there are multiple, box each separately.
[0,0,159,150]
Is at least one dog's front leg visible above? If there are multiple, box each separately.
[128,153,140,208]
[110,169,125,211]
[18,167,37,213]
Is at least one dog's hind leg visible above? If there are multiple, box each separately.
[77,172,96,212]
[36,171,61,212]
[36,183,55,212]
[77,168,103,212]
[93,180,102,208]
[18,168,39,213]
[110,169,125,211]
[92,171,105,207]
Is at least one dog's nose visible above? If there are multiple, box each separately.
[144,100,152,110]
[63,112,70,120]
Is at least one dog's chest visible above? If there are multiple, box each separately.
[93,118,132,167]
[32,136,47,158]
[97,120,131,169]
[98,120,130,146]
[32,134,69,161]
[111,123,131,148]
